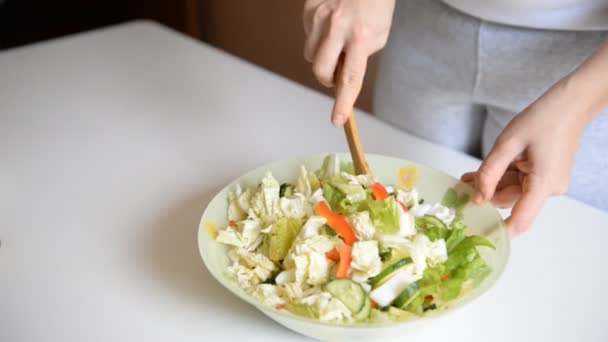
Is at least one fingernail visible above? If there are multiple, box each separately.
[333,113,346,127]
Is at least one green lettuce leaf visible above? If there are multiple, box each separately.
[367,197,401,234]
[442,235,494,297]
[340,161,355,175]
[405,234,495,310]
[445,226,466,252]
[452,235,495,254]
[286,303,319,319]
[308,171,321,192]
[454,253,492,284]
[318,155,340,181]
[415,215,450,241]
[260,217,303,262]
[322,178,368,215]
[333,182,367,203]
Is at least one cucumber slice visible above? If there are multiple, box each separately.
[369,257,412,288]
[325,279,367,314]
[392,283,420,309]
[353,295,372,321]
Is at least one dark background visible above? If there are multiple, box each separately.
[0,0,378,112]
[0,0,201,50]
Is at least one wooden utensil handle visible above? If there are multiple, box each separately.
[343,113,372,175]
[335,57,372,176]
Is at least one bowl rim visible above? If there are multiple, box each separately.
[198,152,510,328]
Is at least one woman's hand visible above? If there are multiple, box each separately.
[462,79,586,236]
[463,41,608,237]
[303,0,396,126]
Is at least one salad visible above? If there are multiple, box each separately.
[213,155,495,324]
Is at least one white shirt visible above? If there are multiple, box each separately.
[442,0,608,30]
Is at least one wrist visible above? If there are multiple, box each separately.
[558,71,606,128]
[564,42,608,125]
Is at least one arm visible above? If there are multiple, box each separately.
[463,41,608,236]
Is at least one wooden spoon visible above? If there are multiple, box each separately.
[334,58,373,176]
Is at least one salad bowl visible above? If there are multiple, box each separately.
[198,153,509,341]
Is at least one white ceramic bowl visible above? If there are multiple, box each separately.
[198,154,509,342]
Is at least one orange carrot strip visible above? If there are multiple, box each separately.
[335,244,352,279]
[315,202,358,245]
[397,200,409,212]
[326,248,340,262]
[371,182,390,200]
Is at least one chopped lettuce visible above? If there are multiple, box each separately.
[367,197,401,234]
[296,166,321,198]
[260,217,304,262]
[318,155,341,180]
[251,172,282,223]
[396,234,494,313]
[252,284,285,306]
[415,215,450,241]
[286,303,319,319]
[279,193,311,219]
[228,184,251,221]
[322,179,367,215]
[348,211,376,241]
[445,225,466,252]
[308,171,321,193]
[396,187,419,209]
[216,227,243,247]
[350,241,383,281]
[340,161,355,175]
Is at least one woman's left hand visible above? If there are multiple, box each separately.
[461,77,592,237]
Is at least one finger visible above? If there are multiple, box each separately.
[311,27,344,87]
[303,2,331,62]
[514,160,532,173]
[505,173,547,235]
[490,184,521,208]
[302,0,325,35]
[460,172,475,183]
[475,136,522,204]
[495,170,521,191]
[332,44,367,126]
[464,169,522,194]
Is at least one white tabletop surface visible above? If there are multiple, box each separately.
[1,21,607,342]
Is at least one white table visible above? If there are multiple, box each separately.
[1,21,607,342]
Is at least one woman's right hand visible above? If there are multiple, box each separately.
[303,0,396,126]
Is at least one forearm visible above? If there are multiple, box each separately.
[564,40,608,124]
